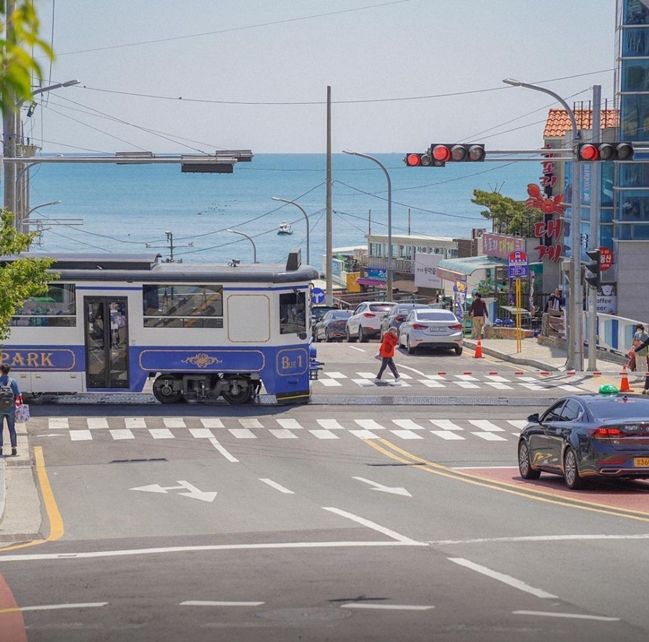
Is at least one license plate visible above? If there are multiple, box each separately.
[428,328,446,334]
[634,458,649,467]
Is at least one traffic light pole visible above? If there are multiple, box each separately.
[503,79,583,371]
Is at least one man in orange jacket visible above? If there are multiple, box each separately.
[375,326,401,383]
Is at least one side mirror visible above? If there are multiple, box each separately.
[527,413,540,423]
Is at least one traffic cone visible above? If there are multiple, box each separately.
[474,337,483,359]
[619,365,631,392]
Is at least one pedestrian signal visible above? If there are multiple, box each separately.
[404,153,444,167]
[430,144,486,163]
[577,142,634,162]
[584,248,601,289]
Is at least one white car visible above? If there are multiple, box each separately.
[398,308,464,355]
[345,301,396,342]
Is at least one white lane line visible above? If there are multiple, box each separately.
[353,379,376,387]
[259,478,294,494]
[468,420,504,432]
[189,429,239,462]
[239,418,263,429]
[324,372,347,379]
[354,419,385,431]
[455,374,478,381]
[430,431,465,441]
[420,380,446,388]
[508,420,528,430]
[430,419,464,431]
[229,428,257,439]
[341,603,434,611]
[268,429,297,439]
[149,428,174,439]
[70,430,92,441]
[310,430,339,439]
[348,345,366,352]
[276,418,303,430]
[357,372,377,379]
[125,417,147,429]
[430,533,649,545]
[181,601,265,607]
[163,418,186,429]
[453,382,480,389]
[558,385,583,392]
[472,432,507,442]
[392,419,425,430]
[349,430,380,440]
[200,418,225,429]
[323,507,421,544]
[485,375,510,382]
[110,429,134,440]
[448,558,557,598]
[486,382,514,390]
[399,364,427,377]
[319,379,342,386]
[19,602,108,611]
[317,419,346,430]
[513,610,619,621]
[390,430,423,440]
[87,418,108,429]
[49,418,69,430]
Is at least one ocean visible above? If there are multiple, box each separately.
[26,154,539,268]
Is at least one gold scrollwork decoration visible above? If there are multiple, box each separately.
[181,352,223,368]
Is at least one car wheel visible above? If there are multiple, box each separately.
[454,346,463,356]
[407,337,415,355]
[563,448,584,490]
[518,441,541,480]
[325,331,333,343]
[346,327,356,343]
[359,326,368,343]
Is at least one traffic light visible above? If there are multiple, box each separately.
[404,152,444,167]
[430,144,486,163]
[584,249,601,289]
[577,142,634,162]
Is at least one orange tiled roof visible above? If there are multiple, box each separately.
[543,109,620,138]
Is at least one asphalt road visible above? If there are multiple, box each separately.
[1,345,648,641]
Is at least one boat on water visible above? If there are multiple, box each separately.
[278,221,293,235]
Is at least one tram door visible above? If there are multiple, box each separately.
[84,297,129,389]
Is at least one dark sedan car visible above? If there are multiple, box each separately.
[314,309,352,342]
[379,303,430,338]
[517,393,649,490]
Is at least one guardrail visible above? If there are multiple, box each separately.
[585,311,648,358]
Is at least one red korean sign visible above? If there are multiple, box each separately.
[599,246,613,272]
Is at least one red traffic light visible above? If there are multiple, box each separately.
[432,145,451,162]
[431,144,485,162]
[405,153,422,166]
[404,152,442,167]
[578,144,599,161]
[577,142,634,162]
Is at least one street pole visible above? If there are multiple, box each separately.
[503,79,583,371]
[271,197,310,265]
[325,86,333,305]
[342,150,393,302]
[588,85,601,371]
[2,0,17,220]
[226,229,258,263]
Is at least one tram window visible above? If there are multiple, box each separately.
[142,284,224,328]
[279,291,306,335]
[11,284,77,327]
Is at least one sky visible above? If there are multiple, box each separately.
[26,0,617,156]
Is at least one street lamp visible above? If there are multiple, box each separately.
[227,229,258,263]
[502,78,582,372]
[27,200,61,217]
[342,150,393,302]
[271,197,310,265]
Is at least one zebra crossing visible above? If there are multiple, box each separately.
[314,371,584,392]
[38,416,528,444]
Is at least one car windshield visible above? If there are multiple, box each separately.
[395,304,426,314]
[585,397,649,420]
[331,310,351,319]
[416,311,457,322]
[369,304,395,313]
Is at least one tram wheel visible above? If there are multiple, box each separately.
[152,375,183,404]
[221,375,254,405]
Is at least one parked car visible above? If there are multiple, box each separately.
[311,305,338,338]
[518,393,649,490]
[314,309,352,342]
[398,309,463,355]
[346,301,396,342]
[380,303,431,338]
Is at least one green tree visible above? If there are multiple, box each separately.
[1,0,54,112]
[471,189,543,237]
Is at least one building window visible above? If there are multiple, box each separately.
[142,284,223,328]
[11,284,77,327]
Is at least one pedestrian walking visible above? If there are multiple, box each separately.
[634,333,649,394]
[629,323,649,373]
[0,364,21,457]
[468,293,488,339]
[375,326,400,383]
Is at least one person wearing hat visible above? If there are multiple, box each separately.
[633,330,649,394]
[630,323,649,373]
[468,293,488,339]
[545,287,565,313]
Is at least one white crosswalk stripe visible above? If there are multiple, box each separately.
[43,416,535,445]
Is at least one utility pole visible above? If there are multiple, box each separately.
[325,86,333,305]
[2,0,17,218]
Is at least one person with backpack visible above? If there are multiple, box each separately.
[0,364,21,457]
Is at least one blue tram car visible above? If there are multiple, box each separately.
[2,250,318,404]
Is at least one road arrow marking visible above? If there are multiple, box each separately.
[352,477,412,497]
[131,480,217,502]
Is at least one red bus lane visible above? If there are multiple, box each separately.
[465,466,649,518]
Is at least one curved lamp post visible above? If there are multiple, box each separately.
[271,196,310,265]
[342,150,393,302]
[227,228,258,263]
[502,78,582,372]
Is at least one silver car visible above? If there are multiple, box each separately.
[346,301,396,342]
[398,309,464,355]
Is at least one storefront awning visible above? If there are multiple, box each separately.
[436,255,508,281]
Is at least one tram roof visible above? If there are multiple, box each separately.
[1,252,319,284]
